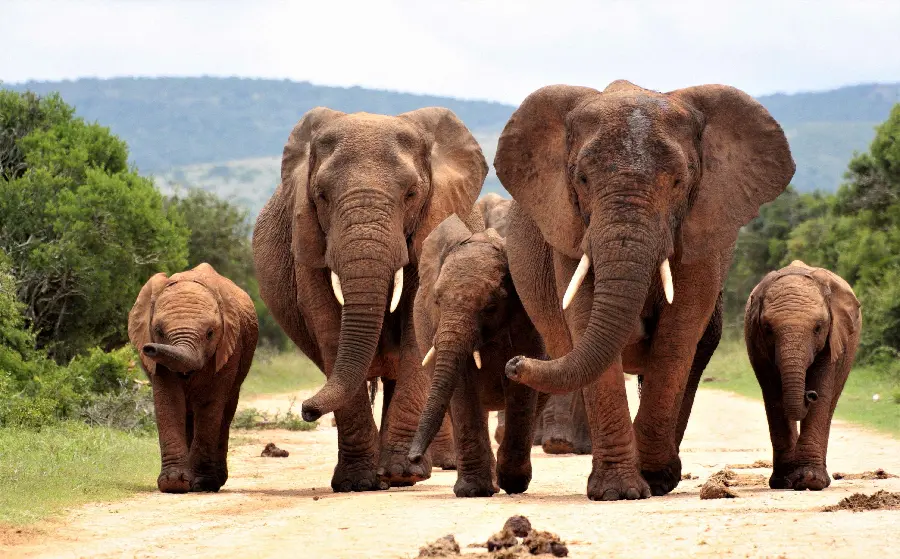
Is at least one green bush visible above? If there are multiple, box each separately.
[66,346,141,395]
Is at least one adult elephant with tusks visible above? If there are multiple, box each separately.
[252,107,487,491]
[495,81,795,500]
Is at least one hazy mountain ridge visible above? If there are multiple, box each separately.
[6,77,900,215]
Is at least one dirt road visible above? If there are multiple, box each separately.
[4,378,899,558]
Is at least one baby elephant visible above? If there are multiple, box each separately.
[128,263,258,493]
[408,205,543,497]
[745,260,861,491]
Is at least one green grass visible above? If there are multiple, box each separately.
[704,339,900,437]
[240,349,323,397]
[0,421,159,525]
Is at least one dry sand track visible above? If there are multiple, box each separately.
[4,378,900,558]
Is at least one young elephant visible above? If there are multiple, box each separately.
[408,207,543,497]
[745,260,861,491]
[128,263,258,493]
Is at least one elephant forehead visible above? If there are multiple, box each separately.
[155,282,219,315]
[763,276,826,314]
[315,113,422,153]
[438,247,507,299]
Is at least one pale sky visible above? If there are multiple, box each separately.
[2,0,898,104]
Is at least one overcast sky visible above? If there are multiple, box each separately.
[2,0,898,105]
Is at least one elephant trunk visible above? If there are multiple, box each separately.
[408,313,473,463]
[510,219,657,393]
[142,343,205,374]
[777,342,812,422]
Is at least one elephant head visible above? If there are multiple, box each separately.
[746,261,861,421]
[279,108,487,421]
[407,214,513,461]
[494,81,795,392]
[128,263,241,376]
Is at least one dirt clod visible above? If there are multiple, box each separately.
[832,468,896,481]
[728,460,773,469]
[822,491,900,512]
[487,528,518,552]
[260,443,289,457]
[418,534,461,557]
[700,469,767,499]
[503,515,533,538]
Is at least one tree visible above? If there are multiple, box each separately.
[165,188,288,348]
[0,90,188,361]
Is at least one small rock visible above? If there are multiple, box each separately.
[261,442,289,457]
[502,515,532,537]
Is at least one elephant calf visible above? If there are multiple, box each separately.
[128,263,258,493]
[745,260,861,491]
[408,200,544,497]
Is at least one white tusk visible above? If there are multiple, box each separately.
[473,350,482,369]
[562,254,591,310]
[389,268,403,313]
[422,345,436,367]
[330,271,344,306]
[660,259,674,304]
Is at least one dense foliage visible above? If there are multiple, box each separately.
[8,78,899,194]
[727,103,900,370]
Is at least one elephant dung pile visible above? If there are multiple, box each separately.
[822,490,900,512]
[832,468,897,480]
[699,469,768,500]
[416,515,568,558]
[727,459,773,469]
[260,443,289,458]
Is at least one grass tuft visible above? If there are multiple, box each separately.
[240,349,322,397]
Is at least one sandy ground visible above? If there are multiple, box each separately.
[3,377,900,559]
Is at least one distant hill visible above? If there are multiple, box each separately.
[5,77,900,216]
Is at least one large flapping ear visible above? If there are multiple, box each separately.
[187,263,249,373]
[493,85,599,259]
[399,108,488,264]
[474,193,512,237]
[810,267,862,363]
[670,85,796,263]
[282,107,344,268]
[128,273,170,375]
[418,214,474,297]
[744,270,780,354]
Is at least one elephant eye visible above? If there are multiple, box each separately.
[206,328,214,340]
[154,325,164,338]
[814,322,823,335]
[316,190,328,203]
[578,173,588,185]
[763,322,773,335]
[405,186,416,200]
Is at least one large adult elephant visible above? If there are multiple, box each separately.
[253,107,487,491]
[495,81,794,500]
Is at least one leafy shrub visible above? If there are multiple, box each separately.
[67,346,141,395]
[80,380,155,434]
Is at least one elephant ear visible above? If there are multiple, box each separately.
[282,107,345,268]
[811,267,861,364]
[744,270,780,358]
[399,107,488,264]
[189,263,247,373]
[419,214,474,296]
[494,85,599,259]
[671,85,796,263]
[128,273,170,376]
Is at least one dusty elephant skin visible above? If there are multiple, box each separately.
[127,263,259,493]
[408,198,545,497]
[745,260,862,491]
[252,107,488,492]
[494,81,795,500]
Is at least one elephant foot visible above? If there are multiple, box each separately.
[771,464,830,491]
[573,437,592,456]
[497,462,532,495]
[587,463,651,501]
[378,447,431,487]
[641,456,683,496]
[157,468,192,494]
[332,462,388,492]
[190,475,223,493]
[454,474,498,498]
[542,437,575,455]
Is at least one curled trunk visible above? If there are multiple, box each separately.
[516,222,656,393]
[142,343,204,373]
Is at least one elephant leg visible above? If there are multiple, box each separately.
[572,390,592,455]
[674,292,723,450]
[633,259,721,496]
[152,375,192,493]
[756,366,799,489]
[449,369,496,497]
[532,392,549,446]
[332,382,382,492]
[494,410,506,445]
[188,388,229,493]
[377,346,432,487]
[430,414,457,470]
[541,393,577,454]
[497,380,537,494]
[583,357,650,501]
[379,378,396,433]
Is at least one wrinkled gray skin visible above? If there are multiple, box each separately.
[408,199,544,497]
[745,260,861,491]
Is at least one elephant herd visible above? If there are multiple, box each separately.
[127,80,862,500]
